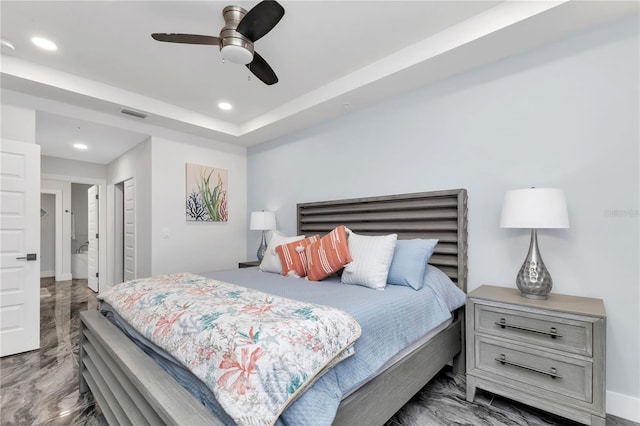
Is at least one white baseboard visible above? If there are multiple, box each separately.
[607,390,640,423]
[40,270,55,278]
[56,273,73,282]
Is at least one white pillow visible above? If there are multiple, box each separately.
[259,233,305,274]
[341,230,397,290]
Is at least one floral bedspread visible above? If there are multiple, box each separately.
[99,273,361,426]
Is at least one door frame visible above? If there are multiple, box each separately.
[40,189,63,281]
[41,173,106,291]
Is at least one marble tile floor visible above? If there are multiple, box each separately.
[1,278,105,426]
[386,370,637,426]
[1,278,637,426]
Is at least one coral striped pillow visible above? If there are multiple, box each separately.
[305,225,352,281]
[276,235,320,278]
[259,233,305,274]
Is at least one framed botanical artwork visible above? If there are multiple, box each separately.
[185,163,228,222]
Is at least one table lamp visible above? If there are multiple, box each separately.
[250,211,276,261]
[500,188,569,299]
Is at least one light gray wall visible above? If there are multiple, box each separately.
[103,135,247,286]
[106,138,152,286]
[150,137,247,274]
[41,155,107,180]
[40,193,55,276]
[1,104,36,143]
[247,16,639,410]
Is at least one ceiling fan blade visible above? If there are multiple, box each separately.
[151,33,220,45]
[247,51,278,85]
[236,1,285,42]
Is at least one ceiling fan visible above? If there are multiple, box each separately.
[151,1,284,85]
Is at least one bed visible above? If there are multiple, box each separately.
[79,188,468,425]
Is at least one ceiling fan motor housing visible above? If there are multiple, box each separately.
[220,5,254,64]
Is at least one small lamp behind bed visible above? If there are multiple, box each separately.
[250,210,276,261]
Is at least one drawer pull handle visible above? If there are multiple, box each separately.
[496,318,562,339]
[496,354,562,379]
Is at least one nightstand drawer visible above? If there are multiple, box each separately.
[476,305,593,356]
[475,337,592,403]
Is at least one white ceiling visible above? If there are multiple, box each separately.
[1,1,638,164]
[36,111,148,164]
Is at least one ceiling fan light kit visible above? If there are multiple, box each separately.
[151,1,284,85]
[220,6,254,64]
[221,44,253,65]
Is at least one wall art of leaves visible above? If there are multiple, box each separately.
[185,163,228,222]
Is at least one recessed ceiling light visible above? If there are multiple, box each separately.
[218,102,232,111]
[73,143,88,150]
[31,36,57,51]
[1,38,15,51]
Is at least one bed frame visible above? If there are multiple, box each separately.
[79,188,468,425]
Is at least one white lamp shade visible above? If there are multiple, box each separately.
[500,188,569,229]
[250,211,276,230]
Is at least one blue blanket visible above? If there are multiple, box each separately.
[101,265,465,425]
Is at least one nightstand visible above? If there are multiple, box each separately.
[238,261,260,268]
[466,285,606,426]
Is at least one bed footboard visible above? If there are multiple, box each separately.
[79,310,223,426]
[80,310,463,426]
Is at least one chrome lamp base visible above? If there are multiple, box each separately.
[516,229,552,300]
[256,230,268,262]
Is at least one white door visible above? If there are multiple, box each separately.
[114,182,124,284]
[123,178,135,281]
[0,140,40,357]
[87,185,99,292]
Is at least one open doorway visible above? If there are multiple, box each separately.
[39,188,63,281]
[71,183,91,282]
[69,182,100,293]
[41,176,105,292]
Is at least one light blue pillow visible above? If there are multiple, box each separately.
[387,239,438,290]
[422,264,466,311]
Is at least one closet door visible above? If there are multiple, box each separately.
[123,178,135,281]
[87,185,99,292]
[0,140,40,356]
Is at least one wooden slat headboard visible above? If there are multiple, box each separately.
[297,189,468,292]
